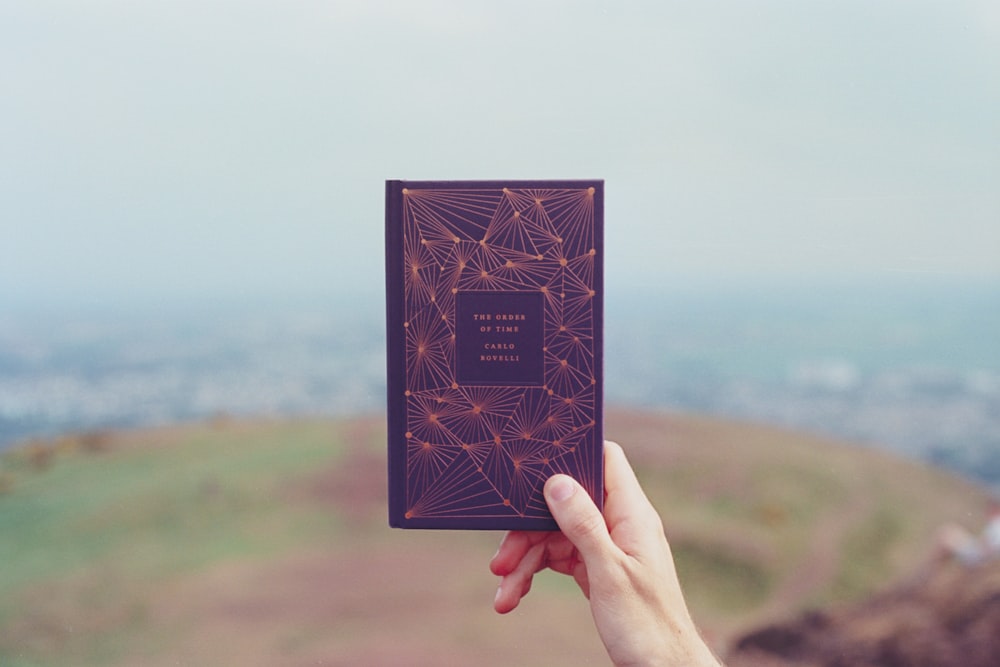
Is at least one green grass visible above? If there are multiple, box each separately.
[674,540,775,612]
[829,502,906,602]
[0,421,345,617]
[0,420,352,666]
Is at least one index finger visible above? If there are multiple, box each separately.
[489,530,551,576]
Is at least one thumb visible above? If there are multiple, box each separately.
[544,474,617,563]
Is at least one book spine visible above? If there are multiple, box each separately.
[384,180,406,527]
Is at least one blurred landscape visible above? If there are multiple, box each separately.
[3,281,998,488]
[2,280,998,664]
[2,409,995,666]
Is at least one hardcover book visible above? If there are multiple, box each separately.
[385,179,604,529]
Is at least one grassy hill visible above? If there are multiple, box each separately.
[0,410,992,666]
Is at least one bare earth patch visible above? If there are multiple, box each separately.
[131,538,604,667]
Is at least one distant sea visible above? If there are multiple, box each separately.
[2,281,998,489]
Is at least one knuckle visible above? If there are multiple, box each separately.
[567,507,607,540]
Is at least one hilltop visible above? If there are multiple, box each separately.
[0,409,992,666]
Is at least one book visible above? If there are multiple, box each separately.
[385,179,604,529]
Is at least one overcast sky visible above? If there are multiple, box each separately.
[2,0,998,308]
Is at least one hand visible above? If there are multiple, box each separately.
[489,441,721,667]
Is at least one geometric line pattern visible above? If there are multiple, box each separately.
[398,184,602,523]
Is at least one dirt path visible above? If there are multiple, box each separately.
[750,482,875,625]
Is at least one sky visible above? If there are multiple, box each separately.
[1,0,998,309]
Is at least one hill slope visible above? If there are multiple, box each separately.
[0,409,992,665]
[730,559,1000,667]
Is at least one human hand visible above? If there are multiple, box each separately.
[489,441,721,667]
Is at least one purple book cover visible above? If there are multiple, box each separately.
[385,180,604,530]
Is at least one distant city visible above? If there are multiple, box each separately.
[1,282,998,488]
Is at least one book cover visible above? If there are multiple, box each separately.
[385,179,604,530]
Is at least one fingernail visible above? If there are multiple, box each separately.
[547,475,576,502]
[494,582,503,604]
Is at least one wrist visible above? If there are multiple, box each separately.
[624,621,721,667]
